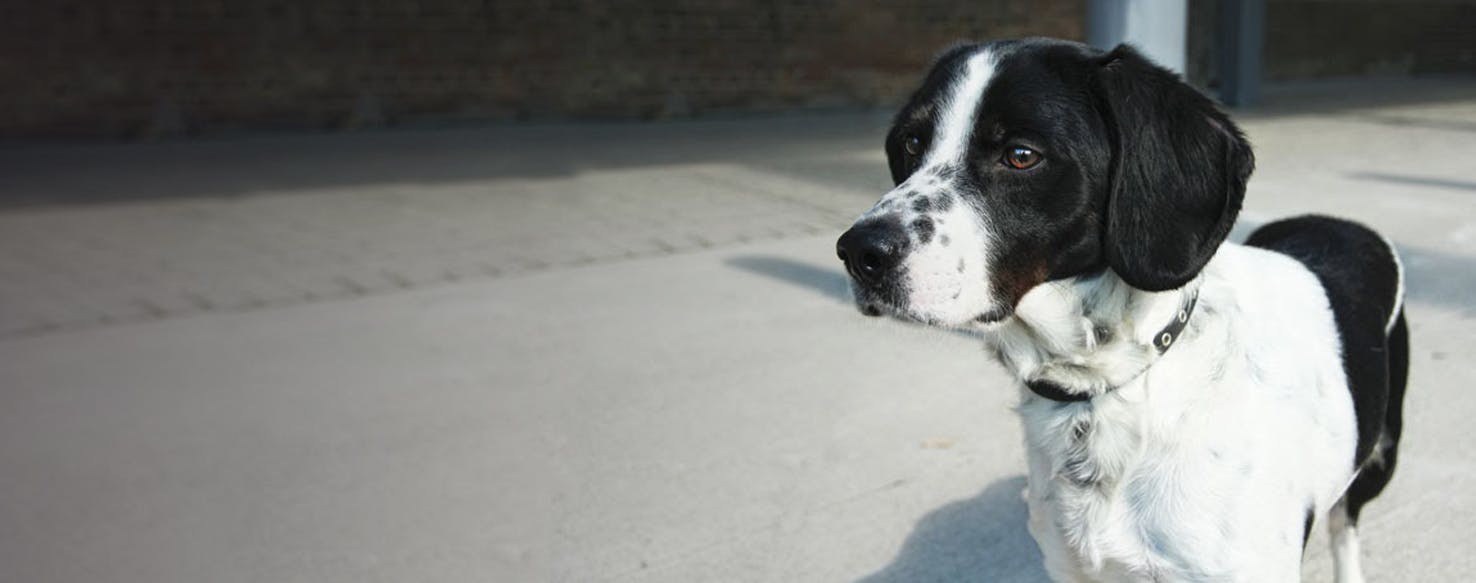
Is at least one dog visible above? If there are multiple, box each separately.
[836,38,1407,582]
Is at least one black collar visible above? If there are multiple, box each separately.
[1025,290,1200,403]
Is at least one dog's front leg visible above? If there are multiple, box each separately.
[1024,451,1094,583]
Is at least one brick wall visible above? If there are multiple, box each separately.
[6,1,1472,139]
[0,1,1082,138]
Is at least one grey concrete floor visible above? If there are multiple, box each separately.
[2,78,1475,582]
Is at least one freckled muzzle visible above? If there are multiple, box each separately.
[838,191,1009,328]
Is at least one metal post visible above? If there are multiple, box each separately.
[1217,0,1265,106]
[1088,0,1188,75]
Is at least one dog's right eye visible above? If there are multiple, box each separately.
[1004,146,1043,170]
[903,135,923,157]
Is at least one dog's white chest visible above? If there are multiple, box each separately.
[1021,395,1288,582]
[1014,248,1360,582]
[1023,413,1253,581]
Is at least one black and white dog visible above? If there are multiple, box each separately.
[836,38,1408,582]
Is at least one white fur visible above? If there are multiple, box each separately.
[994,243,1360,582]
[858,48,1002,326]
[1328,501,1366,583]
[1378,232,1405,333]
[926,51,997,167]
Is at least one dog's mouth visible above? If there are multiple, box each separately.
[972,307,1011,325]
[850,283,904,318]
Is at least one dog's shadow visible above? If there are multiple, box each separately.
[856,475,1051,583]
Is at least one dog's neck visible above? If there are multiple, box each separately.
[983,271,1201,399]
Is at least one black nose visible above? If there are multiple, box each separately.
[836,221,908,286]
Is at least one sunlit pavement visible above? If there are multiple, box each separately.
[2,78,1475,582]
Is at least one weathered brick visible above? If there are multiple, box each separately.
[0,0,1085,137]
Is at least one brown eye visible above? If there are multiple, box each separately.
[1004,146,1042,169]
[903,135,922,156]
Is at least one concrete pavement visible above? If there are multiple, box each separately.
[2,78,1476,582]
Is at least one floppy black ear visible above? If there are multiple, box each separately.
[1095,44,1254,291]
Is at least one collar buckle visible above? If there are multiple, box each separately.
[1026,289,1200,403]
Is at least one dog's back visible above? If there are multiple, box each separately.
[1247,215,1409,581]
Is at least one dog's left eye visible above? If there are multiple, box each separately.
[903,135,923,157]
[1004,146,1042,170]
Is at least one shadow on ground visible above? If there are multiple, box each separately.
[0,112,892,209]
[725,255,853,303]
[856,476,1049,583]
[1346,171,1476,192]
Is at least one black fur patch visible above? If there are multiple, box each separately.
[1094,46,1253,291]
[1341,314,1409,523]
[912,217,935,244]
[1302,506,1315,549]
[1247,215,1408,524]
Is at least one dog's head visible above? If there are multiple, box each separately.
[837,38,1253,328]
